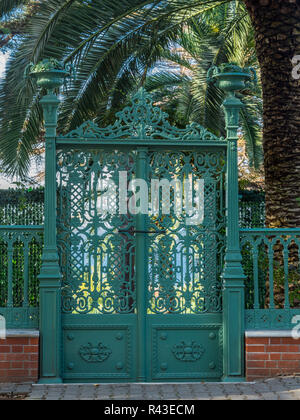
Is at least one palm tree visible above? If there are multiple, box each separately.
[0,0,179,177]
[0,1,259,174]
[144,9,263,168]
[243,0,300,228]
[0,0,299,227]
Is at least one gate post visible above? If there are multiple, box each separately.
[38,91,62,383]
[208,65,256,381]
[206,66,256,382]
[38,90,62,383]
[222,92,246,382]
[208,63,257,382]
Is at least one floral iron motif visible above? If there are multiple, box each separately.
[79,342,112,363]
[172,341,205,362]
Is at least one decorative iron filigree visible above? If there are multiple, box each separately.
[79,342,112,363]
[57,149,137,314]
[57,91,226,316]
[172,341,205,362]
[61,89,223,142]
[147,150,226,314]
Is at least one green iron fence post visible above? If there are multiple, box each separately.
[38,91,62,383]
[207,65,254,381]
[222,91,247,382]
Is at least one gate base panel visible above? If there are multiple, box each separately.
[62,314,223,383]
[148,315,223,382]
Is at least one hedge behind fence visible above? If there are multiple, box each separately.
[239,190,265,228]
[0,188,44,225]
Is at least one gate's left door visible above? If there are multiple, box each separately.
[57,147,138,382]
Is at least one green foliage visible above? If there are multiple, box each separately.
[239,190,265,228]
[218,62,247,73]
[0,1,39,52]
[0,0,262,179]
[144,4,263,168]
[25,58,65,74]
[0,0,27,16]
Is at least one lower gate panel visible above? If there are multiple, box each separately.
[149,315,223,382]
[62,315,223,382]
[62,315,137,382]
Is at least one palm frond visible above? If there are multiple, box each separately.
[0,0,262,178]
[0,0,27,16]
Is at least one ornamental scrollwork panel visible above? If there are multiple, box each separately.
[147,150,226,314]
[57,149,137,315]
[60,89,224,143]
[57,148,226,315]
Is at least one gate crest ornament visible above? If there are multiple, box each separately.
[61,88,222,142]
[79,342,112,363]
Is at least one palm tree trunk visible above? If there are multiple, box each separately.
[244,0,300,228]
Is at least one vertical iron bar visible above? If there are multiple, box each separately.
[284,246,290,309]
[268,246,275,310]
[269,243,275,309]
[253,246,259,310]
[7,241,14,308]
[23,241,29,308]
[136,148,148,382]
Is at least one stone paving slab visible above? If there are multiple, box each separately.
[0,377,299,400]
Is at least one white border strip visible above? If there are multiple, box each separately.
[5,329,39,338]
[246,330,294,338]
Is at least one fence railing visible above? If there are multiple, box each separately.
[241,228,300,330]
[0,226,43,329]
[1,224,300,331]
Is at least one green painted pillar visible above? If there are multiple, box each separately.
[222,94,246,382]
[38,92,62,383]
[207,65,256,382]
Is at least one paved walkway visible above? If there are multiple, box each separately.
[0,377,300,400]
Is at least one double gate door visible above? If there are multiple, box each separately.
[57,145,226,382]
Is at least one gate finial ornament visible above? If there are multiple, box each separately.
[26,58,72,93]
[207,63,257,97]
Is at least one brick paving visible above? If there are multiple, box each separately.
[0,377,299,400]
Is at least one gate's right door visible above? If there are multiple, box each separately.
[145,147,226,381]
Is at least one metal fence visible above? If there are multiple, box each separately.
[241,228,300,329]
[1,189,300,331]
[0,226,43,328]
[0,189,44,328]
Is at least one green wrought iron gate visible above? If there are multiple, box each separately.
[56,90,227,382]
